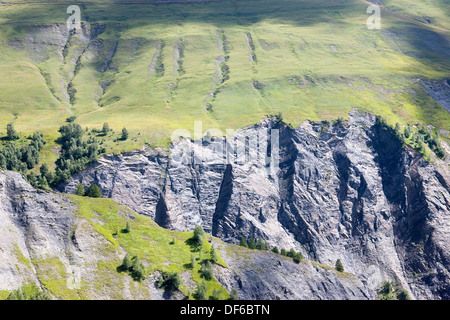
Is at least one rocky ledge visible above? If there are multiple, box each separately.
[64,110,450,299]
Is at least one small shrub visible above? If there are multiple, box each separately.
[66,115,77,123]
[190,254,196,269]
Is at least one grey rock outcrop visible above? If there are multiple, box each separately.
[0,170,371,300]
[421,78,450,113]
[64,111,450,299]
[215,241,373,300]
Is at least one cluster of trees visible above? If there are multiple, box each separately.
[414,124,445,159]
[239,236,269,251]
[376,117,446,160]
[158,271,182,293]
[118,253,146,281]
[53,123,104,184]
[274,247,304,264]
[0,123,46,178]
[25,123,105,189]
[378,280,411,300]
[75,182,102,198]
[6,285,51,300]
[1,120,132,190]
[186,225,241,300]
[239,236,304,263]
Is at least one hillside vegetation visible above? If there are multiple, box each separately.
[0,0,448,151]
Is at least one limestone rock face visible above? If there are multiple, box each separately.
[0,170,372,300]
[64,111,450,299]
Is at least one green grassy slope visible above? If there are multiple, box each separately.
[68,195,230,299]
[0,0,448,149]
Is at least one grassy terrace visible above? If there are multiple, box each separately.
[0,0,448,152]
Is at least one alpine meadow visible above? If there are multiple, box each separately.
[0,0,450,304]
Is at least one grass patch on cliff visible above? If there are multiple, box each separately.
[0,290,10,300]
[69,195,230,299]
[32,257,80,300]
[12,243,31,269]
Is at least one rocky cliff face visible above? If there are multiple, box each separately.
[0,169,371,300]
[64,111,450,299]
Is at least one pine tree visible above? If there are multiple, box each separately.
[194,281,208,300]
[159,272,181,292]
[256,238,264,250]
[335,259,344,272]
[130,255,146,281]
[123,221,131,233]
[75,183,85,196]
[210,246,218,263]
[121,127,129,140]
[6,123,19,141]
[102,122,110,135]
[292,251,303,263]
[271,246,279,254]
[121,253,132,270]
[404,125,412,139]
[191,225,205,251]
[200,261,214,280]
[193,225,204,240]
[39,163,49,177]
[239,236,248,248]
[248,238,256,249]
[86,183,102,198]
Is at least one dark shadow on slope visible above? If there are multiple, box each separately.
[1,0,365,29]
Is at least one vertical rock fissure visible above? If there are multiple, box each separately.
[212,164,233,238]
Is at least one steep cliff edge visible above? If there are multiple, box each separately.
[0,170,371,300]
[63,111,450,299]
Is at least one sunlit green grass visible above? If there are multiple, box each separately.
[69,195,230,299]
[0,0,448,162]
